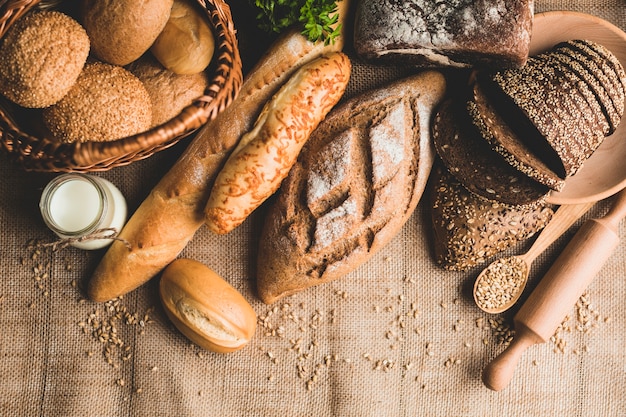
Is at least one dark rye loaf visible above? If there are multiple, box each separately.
[481,40,625,180]
[433,98,550,206]
[256,71,446,304]
[430,164,554,271]
[353,0,533,69]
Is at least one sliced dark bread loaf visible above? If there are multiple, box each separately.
[483,50,613,178]
[430,163,554,271]
[544,49,612,140]
[468,80,565,191]
[432,98,550,206]
[555,40,626,132]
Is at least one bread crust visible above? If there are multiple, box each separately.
[256,71,446,304]
[81,0,174,66]
[205,52,351,234]
[87,3,351,302]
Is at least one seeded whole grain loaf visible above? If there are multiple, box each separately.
[353,0,533,69]
[433,98,550,206]
[555,40,625,132]
[430,164,554,271]
[481,40,626,179]
[467,81,565,191]
[256,71,446,304]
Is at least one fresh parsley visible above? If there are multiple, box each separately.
[251,0,342,45]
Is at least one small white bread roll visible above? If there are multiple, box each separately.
[204,52,352,234]
[150,0,215,75]
[159,259,256,353]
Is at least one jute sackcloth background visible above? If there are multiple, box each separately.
[0,1,625,416]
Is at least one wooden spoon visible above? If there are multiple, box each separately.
[482,188,626,391]
[473,202,596,314]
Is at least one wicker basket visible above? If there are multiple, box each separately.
[0,0,242,172]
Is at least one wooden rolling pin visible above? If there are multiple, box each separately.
[482,188,626,391]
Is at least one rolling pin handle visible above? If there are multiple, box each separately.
[482,324,541,391]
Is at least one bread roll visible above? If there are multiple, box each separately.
[87,1,351,303]
[0,11,90,108]
[160,259,256,353]
[42,61,152,143]
[81,0,173,66]
[150,0,215,75]
[256,71,446,304]
[127,55,209,127]
[205,52,351,234]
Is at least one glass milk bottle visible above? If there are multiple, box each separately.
[39,173,128,250]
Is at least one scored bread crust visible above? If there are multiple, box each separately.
[87,22,350,302]
[204,52,352,234]
[256,71,446,304]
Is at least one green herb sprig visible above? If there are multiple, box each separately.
[252,0,342,45]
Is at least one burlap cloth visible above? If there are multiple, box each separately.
[1,1,625,416]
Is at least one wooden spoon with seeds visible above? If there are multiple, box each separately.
[483,187,626,391]
[473,201,595,314]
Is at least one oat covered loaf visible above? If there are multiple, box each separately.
[256,71,446,304]
[353,0,533,69]
[430,164,554,271]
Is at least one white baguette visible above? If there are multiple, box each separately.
[205,52,351,234]
[87,2,351,302]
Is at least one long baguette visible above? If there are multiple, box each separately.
[87,2,351,302]
[205,52,351,234]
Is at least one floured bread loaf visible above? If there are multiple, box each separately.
[256,71,446,304]
[430,164,554,271]
[353,0,533,69]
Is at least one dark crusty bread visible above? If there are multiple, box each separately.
[256,71,446,304]
[468,81,565,191]
[482,40,625,179]
[554,40,625,132]
[353,0,533,69]
[433,98,550,206]
[430,163,554,271]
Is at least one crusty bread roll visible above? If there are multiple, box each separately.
[256,71,446,304]
[0,11,90,108]
[87,1,351,303]
[205,52,351,234]
[150,0,215,75]
[159,259,256,353]
[127,55,210,127]
[43,61,152,143]
[81,0,173,66]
